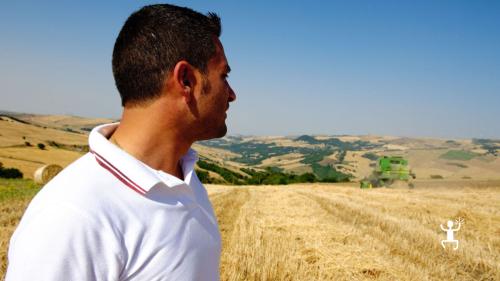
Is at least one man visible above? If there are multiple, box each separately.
[6,4,235,281]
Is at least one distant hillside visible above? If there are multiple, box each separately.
[1,111,499,182]
[0,111,116,133]
[0,114,89,179]
[199,134,500,182]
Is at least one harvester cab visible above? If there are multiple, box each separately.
[360,156,415,188]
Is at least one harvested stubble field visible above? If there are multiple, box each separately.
[208,182,500,281]
[1,180,500,280]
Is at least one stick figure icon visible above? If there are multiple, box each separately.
[440,218,463,250]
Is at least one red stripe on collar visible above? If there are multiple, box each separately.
[90,149,147,195]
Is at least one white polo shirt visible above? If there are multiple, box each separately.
[6,123,221,281]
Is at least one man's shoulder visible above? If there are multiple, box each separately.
[24,153,122,217]
[12,152,130,241]
[42,153,111,196]
[6,154,126,280]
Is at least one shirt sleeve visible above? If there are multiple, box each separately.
[5,203,124,281]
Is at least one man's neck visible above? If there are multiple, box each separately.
[109,120,193,180]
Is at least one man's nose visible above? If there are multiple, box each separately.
[228,85,236,102]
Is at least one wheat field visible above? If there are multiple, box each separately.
[207,182,500,281]
[1,181,499,280]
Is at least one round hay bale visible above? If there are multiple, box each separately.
[34,164,63,185]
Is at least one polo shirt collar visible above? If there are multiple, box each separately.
[88,123,198,195]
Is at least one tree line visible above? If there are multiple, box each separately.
[196,160,350,185]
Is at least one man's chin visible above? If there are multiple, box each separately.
[214,124,228,138]
[199,124,227,141]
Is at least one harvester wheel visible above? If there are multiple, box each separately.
[383,179,394,188]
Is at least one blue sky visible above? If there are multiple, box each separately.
[1,1,499,138]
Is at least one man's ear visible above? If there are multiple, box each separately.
[173,61,196,103]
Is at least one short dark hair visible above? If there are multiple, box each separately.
[112,4,221,106]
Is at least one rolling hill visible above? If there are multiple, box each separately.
[1,111,499,183]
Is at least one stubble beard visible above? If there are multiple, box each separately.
[200,77,227,140]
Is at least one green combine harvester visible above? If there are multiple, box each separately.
[360,156,416,188]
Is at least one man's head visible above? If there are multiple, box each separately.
[189,39,236,139]
[112,4,235,140]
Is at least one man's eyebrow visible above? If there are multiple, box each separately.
[225,65,231,73]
